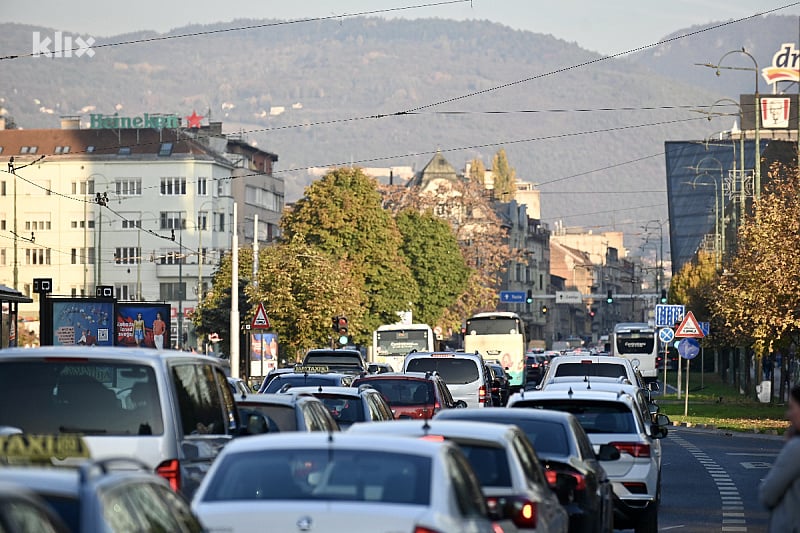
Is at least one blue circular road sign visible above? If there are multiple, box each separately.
[658,328,675,344]
[678,338,700,360]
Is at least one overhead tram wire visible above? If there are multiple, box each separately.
[0,0,473,61]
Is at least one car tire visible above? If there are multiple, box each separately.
[633,502,658,533]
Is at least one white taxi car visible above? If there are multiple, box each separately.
[508,387,669,533]
[191,432,510,533]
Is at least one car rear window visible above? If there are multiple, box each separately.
[354,379,433,406]
[405,358,480,385]
[202,449,431,505]
[484,418,569,456]
[0,361,162,436]
[458,443,512,487]
[315,395,365,427]
[513,399,635,434]
[238,404,297,431]
[554,363,627,379]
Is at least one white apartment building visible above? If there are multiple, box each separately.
[0,115,282,345]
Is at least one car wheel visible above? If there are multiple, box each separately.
[633,502,658,533]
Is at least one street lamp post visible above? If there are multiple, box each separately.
[687,156,725,268]
[699,48,761,201]
[687,174,722,269]
[642,220,666,297]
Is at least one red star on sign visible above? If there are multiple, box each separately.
[185,110,204,128]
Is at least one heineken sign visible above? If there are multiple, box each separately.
[90,113,180,130]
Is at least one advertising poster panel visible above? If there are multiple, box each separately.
[51,299,114,346]
[116,303,171,349]
[249,332,279,378]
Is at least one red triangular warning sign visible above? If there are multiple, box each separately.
[675,311,704,338]
[251,302,271,329]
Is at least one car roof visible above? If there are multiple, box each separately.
[543,377,638,391]
[217,431,454,457]
[236,392,318,406]
[279,386,367,398]
[348,419,518,443]
[354,372,431,382]
[435,406,575,425]
[551,355,633,365]
[0,463,167,497]
[510,388,637,406]
[0,345,227,365]
[405,351,484,360]
[305,348,362,357]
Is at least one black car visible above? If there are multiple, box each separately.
[257,371,356,394]
[525,353,550,388]
[435,407,617,533]
[486,362,511,406]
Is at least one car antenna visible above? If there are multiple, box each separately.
[422,375,432,434]
[568,386,574,398]
[584,374,591,389]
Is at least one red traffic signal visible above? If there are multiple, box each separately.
[337,316,348,335]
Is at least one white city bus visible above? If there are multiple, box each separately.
[372,323,435,373]
[463,311,526,391]
[610,322,658,384]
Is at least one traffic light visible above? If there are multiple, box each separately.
[541,305,548,315]
[660,289,668,304]
[526,289,533,304]
[606,290,613,304]
[331,316,340,334]
[336,316,349,345]
[589,307,596,319]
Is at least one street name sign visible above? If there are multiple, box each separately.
[500,291,527,303]
[655,304,685,328]
[555,291,583,304]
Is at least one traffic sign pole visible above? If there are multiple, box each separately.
[684,359,690,417]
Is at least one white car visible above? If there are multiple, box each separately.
[191,432,509,533]
[349,419,569,533]
[508,388,669,533]
[537,355,647,391]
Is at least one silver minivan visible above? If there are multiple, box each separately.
[0,346,240,499]
[403,351,493,408]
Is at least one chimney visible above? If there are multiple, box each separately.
[60,116,81,130]
[208,121,223,136]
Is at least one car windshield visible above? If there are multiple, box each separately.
[238,404,297,431]
[263,375,344,394]
[202,448,432,505]
[515,400,635,434]
[0,361,163,436]
[356,379,434,406]
[405,359,479,385]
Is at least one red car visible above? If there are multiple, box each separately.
[352,372,466,419]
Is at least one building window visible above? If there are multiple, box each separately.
[87,146,95,153]
[70,248,92,265]
[160,282,186,300]
[159,250,184,265]
[25,218,51,231]
[197,212,208,231]
[70,220,95,229]
[55,146,71,154]
[160,177,186,196]
[244,186,280,211]
[197,177,208,196]
[1,182,5,196]
[115,247,140,265]
[215,212,225,232]
[118,147,131,156]
[115,178,142,196]
[25,248,51,265]
[115,284,133,300]
[158,143,173,156]
[160,211,186,230]
[71,181,94,195]
[0,249,5,266]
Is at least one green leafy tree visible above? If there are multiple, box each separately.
[247,235,362,360]
[281,167,419,336]
[396,209,470,327]
[191,248,254,357]
[491,148,517,200]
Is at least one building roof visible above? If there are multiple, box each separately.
[407,151,459,189]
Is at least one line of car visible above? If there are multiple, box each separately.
[0,345,669,533]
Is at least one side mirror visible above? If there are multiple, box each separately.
[648,381,661,392]
[655,413,671,427]
[455,400,468,409]
[648,402,660,415]
[596,443,621,461]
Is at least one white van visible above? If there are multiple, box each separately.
[402,351,493,408]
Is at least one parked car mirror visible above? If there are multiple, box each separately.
[455,400,468,409]
[648,381,661,392]
[596,443,621,461]
[655,413,670,426]
[648,402,660,415]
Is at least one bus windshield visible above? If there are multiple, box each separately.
[466,318,520,335]
[375,329,432,356]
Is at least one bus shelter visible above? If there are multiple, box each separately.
[0,284,33,348]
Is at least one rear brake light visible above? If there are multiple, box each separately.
[545,470,558,486]
[491,523,505,533]
[434,401,441,410]
[610,441,651,458]
[581,360,592,364]
[622,482,648,494]
[514,499,537,528]
[479,385,487,403]
[419,435,445,442]
[414,527,443,533]
[156,459,181,492]
[545,468,586,490]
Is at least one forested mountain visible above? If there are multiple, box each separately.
[0,14,792,239]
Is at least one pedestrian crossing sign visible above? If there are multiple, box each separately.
[251,302,271,330]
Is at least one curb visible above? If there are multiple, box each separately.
[669,422,785,440]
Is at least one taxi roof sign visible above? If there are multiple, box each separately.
[675,311,705,338]
[0,434,90,465]
[293,365,330,373]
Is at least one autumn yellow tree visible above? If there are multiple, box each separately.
[491,148,517,200]
[713,161,800,388]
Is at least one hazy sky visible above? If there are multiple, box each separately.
[6,0,800,56]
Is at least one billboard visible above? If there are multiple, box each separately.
[249,332,279,378]
[116,303,171,349]
[51,299,114,346]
